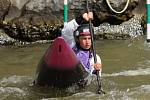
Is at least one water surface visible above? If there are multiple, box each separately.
[0,36,150,100]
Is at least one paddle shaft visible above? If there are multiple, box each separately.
[86,0,105,94]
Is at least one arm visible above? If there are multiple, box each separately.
[62,12,93,48]
[94,54,102,76]
[62,19,79,48]
[90,54,102,75]
[94,54,102,70]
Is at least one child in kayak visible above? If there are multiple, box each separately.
[61,11,102,85]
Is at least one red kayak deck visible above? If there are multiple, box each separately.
[45,37,78,70]
[34,37,88,88]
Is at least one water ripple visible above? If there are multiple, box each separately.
[0,87,26,100]
[104,68,150,77]
[0,75,32,87]
[137,85,150,93]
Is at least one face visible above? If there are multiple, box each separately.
[78,35,92,50]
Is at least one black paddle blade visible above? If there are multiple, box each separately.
[98,88,106,94]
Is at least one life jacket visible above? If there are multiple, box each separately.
[73,46,93,74]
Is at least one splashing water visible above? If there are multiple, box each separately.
[104,67,150,77]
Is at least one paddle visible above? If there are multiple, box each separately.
[86,0,105,94]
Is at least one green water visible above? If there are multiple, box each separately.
[0,36,150,100]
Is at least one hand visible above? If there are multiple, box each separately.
[94,63,102,71]
[82,12,93,21]
[75,11,94,25]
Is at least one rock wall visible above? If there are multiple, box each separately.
[0,0,143,25]
[0,0,146,45]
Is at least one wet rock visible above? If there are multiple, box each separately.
[0,30,15,45]
[1,21,62,45]
[94,14,143,39]
[0,0,139,26]
[141,14,146,35]
[0,0,144,45]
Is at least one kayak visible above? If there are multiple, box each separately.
[33,37,88,88]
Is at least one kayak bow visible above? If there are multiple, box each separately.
[34,37,88,88]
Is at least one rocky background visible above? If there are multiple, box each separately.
[0,0,146,45]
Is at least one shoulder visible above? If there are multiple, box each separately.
[63,19,79,29]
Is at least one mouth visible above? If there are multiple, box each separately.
[85,45,90,48]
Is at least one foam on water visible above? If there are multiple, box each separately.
[0,75,32,99]
[104,67,150,77]
[135,85,150,93]
[39,92,98,100]
[0,75,32,86]
[0,87,26,100]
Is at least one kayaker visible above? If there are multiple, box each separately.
[62,11,102,86]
